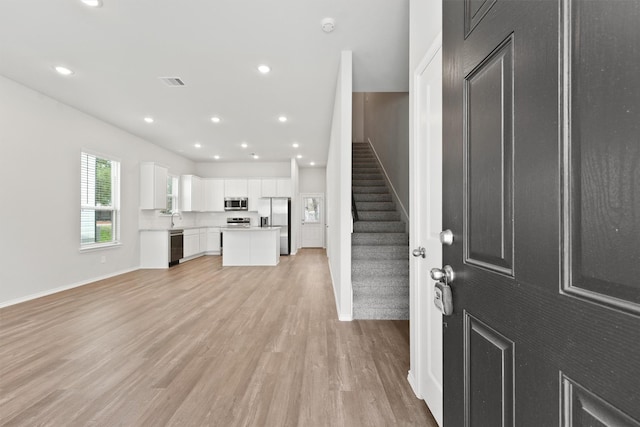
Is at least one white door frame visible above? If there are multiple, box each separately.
[408,33,443,426]
[300,192,325,248]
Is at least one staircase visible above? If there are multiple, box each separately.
[351,142,409,320]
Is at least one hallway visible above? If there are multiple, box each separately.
[0,250,436,426]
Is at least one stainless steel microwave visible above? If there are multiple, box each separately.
[224,197,248,211]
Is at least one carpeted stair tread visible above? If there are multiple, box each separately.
[353,186,389,194]
[355,201,396,211]
[357,211,401,221]
[353,193,392,202]
[353,179,386,187]
[352,232,409,245]
[352,259,409,276]
[352,245,409,260]
[354,221,405,233]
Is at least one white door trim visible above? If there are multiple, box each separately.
[409,32,443,426]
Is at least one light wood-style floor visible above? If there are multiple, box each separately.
[0,249,437,426]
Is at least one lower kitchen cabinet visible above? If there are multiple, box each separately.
[183,229,200,259]
[206,228,221,254]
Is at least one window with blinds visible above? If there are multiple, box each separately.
[80,152,120,248]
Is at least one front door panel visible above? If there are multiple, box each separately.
[443,0,640,425]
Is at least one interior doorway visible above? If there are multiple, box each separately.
[300,193,325,248]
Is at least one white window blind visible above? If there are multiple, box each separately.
[80,152,120,247]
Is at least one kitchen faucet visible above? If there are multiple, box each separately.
[170,212,182,228]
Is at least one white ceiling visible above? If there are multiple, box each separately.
[0,0,409,167]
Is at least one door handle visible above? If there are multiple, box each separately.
[430,265,455,284]
[412,246,426,258]
[439,229,454,245]
[430,265,455,316]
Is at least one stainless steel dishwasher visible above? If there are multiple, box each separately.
[169,229,183,267]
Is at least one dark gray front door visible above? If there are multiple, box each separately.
[442,0,640,425]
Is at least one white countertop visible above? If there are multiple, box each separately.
[139,226,222,232]
[221,226,280,232]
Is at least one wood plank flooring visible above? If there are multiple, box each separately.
[0,249,437,426]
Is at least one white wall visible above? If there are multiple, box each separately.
[0,76,195,306]
[195,162,290,178]
[299,167,326,194]
[352,93,366,142]
[290,158,300,254]
[364,92,410,221]
[326,51,353,321]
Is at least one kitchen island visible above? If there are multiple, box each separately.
[222,227,281,266]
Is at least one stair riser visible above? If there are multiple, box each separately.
[353,286,409,297]
[355,202,396,211]
[352,233,409,245]
[353,174,383,180]
[357,211,400,221]
[352,186,388,194]
[352,245,409,260]
[353,193,392,202]
[352,260,409,276]
[354,222,406,233]
[352,180,386,187]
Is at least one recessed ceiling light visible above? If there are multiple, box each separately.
[213,155,220,160]
[54,66,74,76]
[144,117,154,123]
[258,65,271,74]
[194,143,202,148]
[292,143,299,148]
[241,143,248,148]
[310,162,315,166]
[252,153,259,159]
[81,0,102,7]
[278,116,288,123]
[296,155,302,159]
[211,116,221,123]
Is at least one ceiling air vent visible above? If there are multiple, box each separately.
[158,77,185,87]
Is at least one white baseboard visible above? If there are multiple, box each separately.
[0,267,139,309]
[407,370,422,399]
[327,260,353,321]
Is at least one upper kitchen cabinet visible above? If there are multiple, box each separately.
[262,178,292,197]
[261,179,277,197]
[181,175,203,212]
[140,162,168,210]
[224,179,248,197]
[203,178,224,212]
[276,178,292,197]
[247,179,262,211]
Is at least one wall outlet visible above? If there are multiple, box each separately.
[100,256,106,264]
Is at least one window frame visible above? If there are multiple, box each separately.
[80,150,121,251]
[160,174,180,215]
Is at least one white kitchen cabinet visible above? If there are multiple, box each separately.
[206,228,221,254]
[199,228,207,253]
[181,175,203,212]
[140,230,169,268]
[261,179,277,197]
[276,178,292,197]
[261,178,291,198]
[224,179,248,197]
[140,163,168,210]
[203,178,224,212]
[183,228,200,258]
[247,179,262,211]
[222,228,280,266]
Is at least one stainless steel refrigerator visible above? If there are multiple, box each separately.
[257,198,291,255]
